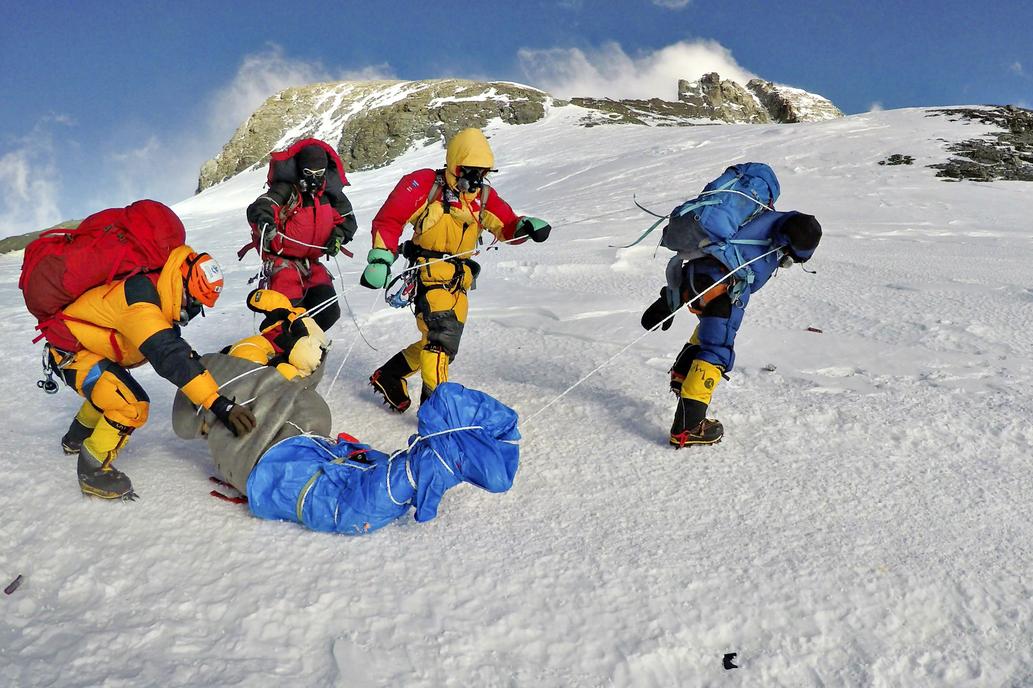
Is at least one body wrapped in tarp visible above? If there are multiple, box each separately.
[172,353,331,493]
[247,382,520,534]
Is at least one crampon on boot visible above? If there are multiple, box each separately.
[670,419,724,448]
[369,352,414,413]
[669,397,723,448]
[77,446,137,500]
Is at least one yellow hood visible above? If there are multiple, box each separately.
[444,128,495,189]
[157,245,196,323]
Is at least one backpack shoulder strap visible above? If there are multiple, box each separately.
[414,172,446,228]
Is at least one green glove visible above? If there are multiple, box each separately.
[360,248,396,289]
[515,216,552,243]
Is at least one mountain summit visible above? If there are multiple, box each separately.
[197,76,844,192]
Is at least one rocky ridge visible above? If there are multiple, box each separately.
[198,79,550,191]
[572,73,843,127]
[197,75,844,191]
[0,220,80,256]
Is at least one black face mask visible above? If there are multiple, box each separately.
[456,166,490,193]
[300,167,326,193]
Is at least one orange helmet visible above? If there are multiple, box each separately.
[181,252,224,308]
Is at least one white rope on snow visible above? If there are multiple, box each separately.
[521,246,785,427]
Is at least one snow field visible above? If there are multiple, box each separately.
[2,105,1033,686]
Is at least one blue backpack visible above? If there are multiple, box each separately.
[663,162,779,253]
[630,163,780,306]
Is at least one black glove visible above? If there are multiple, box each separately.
[641,288,676,331]
[209,395,257,437]
[324,227,345,257]
[254,216,276,251]
[515,217,551,243]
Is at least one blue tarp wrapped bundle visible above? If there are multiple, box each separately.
[246,382,520,534]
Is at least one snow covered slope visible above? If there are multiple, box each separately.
[2,106,1033,687]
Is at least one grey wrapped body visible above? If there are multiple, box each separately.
[172,353,332,494]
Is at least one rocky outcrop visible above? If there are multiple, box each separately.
[746,79,844,123]
[567,97,725,127]
[678,74,772,123]
[573,73,842,127]
[927,106,1033,182]
[197,80,550,191]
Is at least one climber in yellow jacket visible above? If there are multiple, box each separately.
[53,246,257,499]
[359,128,551,411]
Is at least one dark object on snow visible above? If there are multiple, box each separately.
[5,574,24,595]
[723,653,738,670]
[806,326,823,333]
[878,154,914,166]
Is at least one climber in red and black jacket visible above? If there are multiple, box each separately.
[244,138,357,332]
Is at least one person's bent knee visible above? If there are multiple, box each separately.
[109,400,149,430]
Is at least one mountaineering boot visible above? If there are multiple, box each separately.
[370,351,415,413]
[670,398,724,448]
[77,445,135,499]
[61,401,103,455]
[77,417,136,499]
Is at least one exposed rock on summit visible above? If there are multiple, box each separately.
[570,72,842,127]
[197,74,844,192]
[198,80,550,192]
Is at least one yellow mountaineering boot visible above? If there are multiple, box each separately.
[77,418,136,499]
[670,359,724,448]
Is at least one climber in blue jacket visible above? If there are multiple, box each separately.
[640,210,822,447]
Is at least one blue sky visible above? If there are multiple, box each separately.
[2,0,1030,236]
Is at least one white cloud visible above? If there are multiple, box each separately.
[1010,61,1024,76]
[868,101,884,112]
[652,0,692,8]
[4,47,397,234]
[517,39,756,100]
[0,117,71,237]
[210,45,394,142]
[208,45,332,145]
[92,46,395,212]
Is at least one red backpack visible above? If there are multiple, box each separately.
[19,200,187,351]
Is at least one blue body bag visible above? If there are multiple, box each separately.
[246,383,520,535]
